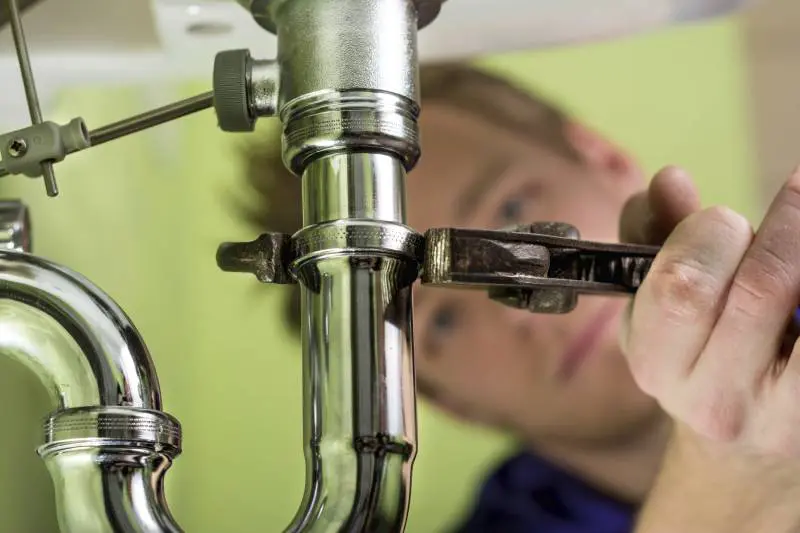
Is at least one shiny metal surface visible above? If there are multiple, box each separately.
[250,58,280,117]
[285,153,419,532]
[282,91,420,176]
[42,406,182,450]
[42,446,181,533]
[237,0,444,33]
[0,250,183,532]
[267,0,422,176]
[255,3,424,530]
[0,200,31,252]
[270,0,419,103]
[291,220,424,274]
[301,152,408,224]
[212,2,424,530]
[0,251,161,409]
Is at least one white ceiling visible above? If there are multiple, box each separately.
[0,0,747,128]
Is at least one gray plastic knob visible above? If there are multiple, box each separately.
[213,49,255,132]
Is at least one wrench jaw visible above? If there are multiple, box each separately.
[421,222,658,315]
[488,285,580,314]
[489,222,581,314]
[420,227,551,286]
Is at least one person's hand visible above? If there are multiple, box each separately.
[619,166,800,532]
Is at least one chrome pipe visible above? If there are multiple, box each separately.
[234,1,435,531]
[0,254,161,410]
[288,153,419,532]
[212,1,441,529]
[0,209,183,533]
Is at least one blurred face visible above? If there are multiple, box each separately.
[410,104,662,449]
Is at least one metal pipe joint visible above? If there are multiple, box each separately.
[214,0,425,171]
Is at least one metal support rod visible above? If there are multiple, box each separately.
[7,0,57,196]
[0,92,212,179]
[88,91,213,148]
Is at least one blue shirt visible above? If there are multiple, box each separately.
[454,452,636,533]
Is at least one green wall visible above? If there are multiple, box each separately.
[0,15,755,533]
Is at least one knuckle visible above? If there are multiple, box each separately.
[731,246,795,315]
[647,255,720,322]
[701,206,752,238]
[643,206,750,324]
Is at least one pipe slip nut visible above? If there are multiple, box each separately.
[282,91,421,175]
[39,406,182,457]
[291,220,425,271]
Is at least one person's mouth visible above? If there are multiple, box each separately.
[557,301,621,381]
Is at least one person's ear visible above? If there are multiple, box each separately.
[562,121,637,177]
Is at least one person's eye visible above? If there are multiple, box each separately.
[494,182,543,227]
[421,302,464,356]
[498,197,525,225]
[430,304,461,338]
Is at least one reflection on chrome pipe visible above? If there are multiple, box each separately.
[0,239,183,532]
[0,200,31,252]
[0,254,161,409]
[287,153,419,532]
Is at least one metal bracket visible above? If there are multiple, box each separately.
[216,233,295,284]
[0,119,90,178]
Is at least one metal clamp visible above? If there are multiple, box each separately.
[216,221,426,284]
[0,119,90,178]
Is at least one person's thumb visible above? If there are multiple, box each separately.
[619,166,702,245]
